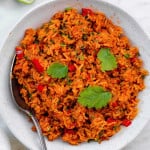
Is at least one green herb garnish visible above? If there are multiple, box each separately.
[28,92,32,98]
[65,7,72,11]
[66,76,72,85]
[98,130,104,137]
[24,56,29,60]
[78,54,84,61]
[82,34,88,41]
[60,43,66,47]
[47,62,68,78]
[78,86,112,109]
[87,139,94,143]
[17,0,34,4]
[97,48,117,71]
[113,125,118,131]
[124,53,130,58]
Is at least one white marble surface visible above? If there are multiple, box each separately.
[0,123,11,150]
[0,0,150,150]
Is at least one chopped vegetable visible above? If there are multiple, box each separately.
[97,48,117,71]
[86,74,91,80]
[79,54,84,61]
[60,43,66,47]
[66,76,72,85]
[68,64,76,72]
[82,34,88,41]
[107,118,115,123]
[111,101,118,107]
[64,129,75,134]
[37,84,44,92]
[65,7,72,11]
[130,57,137,63]
[15,47,24,59]
[113,125,118,131]
[82,8,94,16]
[98,130,104,137]
[47,62,68,78]
[121,119,132,127]
[124,53,130,58]
[78,86,112,109]
[32,59,44,73]
[17,0,35,4]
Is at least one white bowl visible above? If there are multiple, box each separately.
[0,0,150,150]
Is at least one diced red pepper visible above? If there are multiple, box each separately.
[15,47,24,59]
[37,84,44,92]
[48,78,51,82]
[68,64,76,72]
[32,59,44,73]
[64,129,75,134]
[107,118,115,123]
[82,8,94,16]
[130,57,137,63]
[86,74,91,80]
[66,109,71,114]
[112,101,118,107]
[121,119,132,127]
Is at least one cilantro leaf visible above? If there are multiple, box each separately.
[124,53,130,58]
[78,86,112,109]
[97,48,117,71]
[47,62,68,78]
[17,0,35,4]
[65,7,72,11]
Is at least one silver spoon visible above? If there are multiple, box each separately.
[10,56,47,150]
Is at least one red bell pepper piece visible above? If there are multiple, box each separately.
[82,8,94,16]
[37,84,44,92]
[130,57,137,63]
[32,59,44,73]
[15,47,24,59]
[121,119,132,127]
[86,74,91,80]
[107,118,115,123]
[64,129,75,134]
[112,101,118,107]
[68,64,76,72]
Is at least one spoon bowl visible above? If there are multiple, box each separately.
[10,56,47,150]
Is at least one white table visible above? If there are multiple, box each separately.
[0,0,150,149]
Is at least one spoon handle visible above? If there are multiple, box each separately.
[30,114,47,150]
